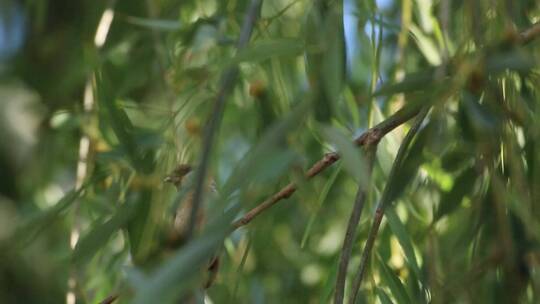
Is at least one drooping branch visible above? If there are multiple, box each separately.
[186,0,262,240]
[232,105,420,230]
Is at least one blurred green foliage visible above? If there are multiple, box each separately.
[1,0,540,303]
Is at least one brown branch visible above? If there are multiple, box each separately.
[334,145,377,304]
[518,21,540,45]
[99,294,118,304]
[231,105,420,230]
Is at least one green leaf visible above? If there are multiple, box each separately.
[131,207,237,304]
[229,39,304,65]
[320,126,368,187]
[11,171,107,247]
[409,24,441,65]
[124,15,182,31]
[96,70,154,174]
[385,208,421,279]
[319,254,340,304]
[321,9,345,106]
[486,51,535,74]
[435,166,477,221]
[384,112,431,204]
[376,287,395,304]
[300,164,342,248]
[377,255,412,304]
[372,70,436,97]
[304,2,344,122]
[12,188,84,247]
[221,101,309,199]
[73,199,139,266]
[440,145,472,173]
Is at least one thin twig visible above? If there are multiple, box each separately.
[348,107,430,304]
[232,105,420,229]
[99,294,119,304]
[186,0,262,240]
[334,145,377,304]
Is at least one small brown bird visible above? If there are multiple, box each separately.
[164,164,220,289]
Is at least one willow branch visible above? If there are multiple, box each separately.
[334,145,377,304]
[232,105,420,229]
[518,21,540,44]
[348,107,430,304]
[186,0,262,240]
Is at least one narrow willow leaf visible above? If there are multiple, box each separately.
[486,51,535,74]
[321,126,368,188]
[319,254,340,304]
[300,164,342,248]
[376,287,395,304]
[127,191,155,264]
[440,145,472,173]
[12,188,83,246]
[221,101,309,199]
[372,70,435,97]
[435,166,477,221]
[409,24,441,65]
[231,235,252,302]
[229,39,304,65]
[73,199,139,266]
[304,1,344,122]
[321,8,345,107]
[383,150,422,205]
[131,207,237,304]
[11,170,107,246]
[461,93,501,140]
[377,255,412,304]
[415,0,433,32]
[385,208,421,279]
[96,71,153,174]
[124,16,182,31]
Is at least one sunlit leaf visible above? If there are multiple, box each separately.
[376,287,394,304]
[385,208,421,278]
[377,255,412,304]
[409,24,441,65]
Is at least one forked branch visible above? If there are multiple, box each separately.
[348,107,430,304]
[232,105,420,229]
